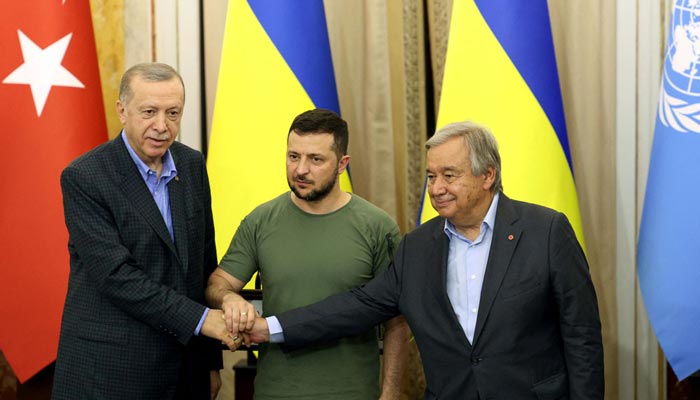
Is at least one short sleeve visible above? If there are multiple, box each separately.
[219,216,259,285]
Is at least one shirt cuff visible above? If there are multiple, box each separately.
[195,307,209,336]
[266,316,285,343]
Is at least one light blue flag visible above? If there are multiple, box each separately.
[638,0,700,381]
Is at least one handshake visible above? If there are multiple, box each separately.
[202,292,272,351]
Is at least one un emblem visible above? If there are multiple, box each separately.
[660,0,700,133]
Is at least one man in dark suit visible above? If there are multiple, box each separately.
[53,63,237,400]
[242,121,604,399]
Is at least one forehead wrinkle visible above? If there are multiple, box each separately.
[427,163,465,173]
[135,98,182,108]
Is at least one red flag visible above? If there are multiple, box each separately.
[0,1,107,382]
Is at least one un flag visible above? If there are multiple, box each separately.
[639,0,700,381]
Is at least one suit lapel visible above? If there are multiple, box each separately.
[432,223,453,312]
[168,154,188,273]
[472,195,521,345]
[429,220,474,348]
[112,136,181,263]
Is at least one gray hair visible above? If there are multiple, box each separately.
[426,121,503,193]
[118,62,185,105]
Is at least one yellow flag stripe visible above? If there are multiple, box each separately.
[208,1,351,282]
[420,1,585,248]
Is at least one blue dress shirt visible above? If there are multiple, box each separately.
[444,192,499,345]
[122,131,177,241]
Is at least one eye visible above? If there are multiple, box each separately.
[288,153,299,161]
[426,174,436,184]
[312,156,323,163]
[142,109,155,117]
[167,110,180,120]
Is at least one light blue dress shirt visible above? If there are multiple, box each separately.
[267,316,285,343]
[444,192,499,345]
[122,132,209,335]
[122,131,176,241]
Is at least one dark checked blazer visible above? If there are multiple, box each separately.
[277,194,604,400]
[52,135,221,400]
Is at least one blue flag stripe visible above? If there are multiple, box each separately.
[415,177,429,227]
[474,0,572,171]
[248,0,340,113]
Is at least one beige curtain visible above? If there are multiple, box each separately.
[91,0,125,138]
[325,0,427,233]
[549,2,617,398]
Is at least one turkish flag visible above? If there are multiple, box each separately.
[0,1,107,382]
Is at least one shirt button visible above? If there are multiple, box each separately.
[471,274,476,280]
[471,308,477,313]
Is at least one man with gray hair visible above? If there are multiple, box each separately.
[53,63,235,399]
[242,121,604,399]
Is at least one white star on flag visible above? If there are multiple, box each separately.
[2,30,84,117]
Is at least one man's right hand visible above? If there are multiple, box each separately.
[245,316,270,345]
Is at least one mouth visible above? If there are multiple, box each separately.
[294,177,313,186]
[431,197,453,208]
[146,136,169,145]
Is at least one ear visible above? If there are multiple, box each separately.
[116,100,126,124]
[337,154,350,175]
[482,166,496,191]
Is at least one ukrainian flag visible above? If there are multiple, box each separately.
[208,0,351,266]
[418,0,585,247]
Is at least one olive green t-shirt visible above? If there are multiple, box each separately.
[220,192,401,400]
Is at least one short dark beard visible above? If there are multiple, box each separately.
[289,172,338,202]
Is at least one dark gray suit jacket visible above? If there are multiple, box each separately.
[53,135,221,399]
[278,194,604,400]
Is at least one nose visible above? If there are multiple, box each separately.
[428,176,447,196]
[152,112,167,133]
[295,157,310,175]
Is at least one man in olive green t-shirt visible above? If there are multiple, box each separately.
[206,109,409,400]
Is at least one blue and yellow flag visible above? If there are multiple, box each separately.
[417,0,584,247]
[638,0,700,380]
[208,0,351,270]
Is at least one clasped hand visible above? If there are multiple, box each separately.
[201,299,269,351]
[218,294,269,350]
